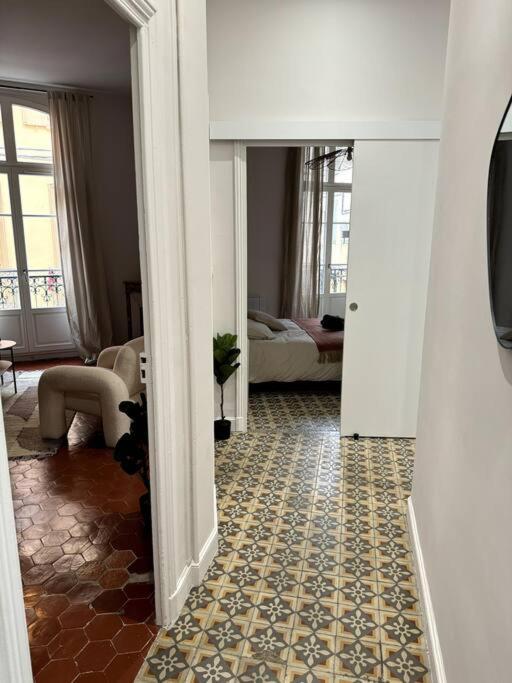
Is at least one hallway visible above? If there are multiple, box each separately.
[139,387,430,682]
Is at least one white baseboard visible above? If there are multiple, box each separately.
[231,415,246,432]
[407,498,447,683]
[166,526,218,625]
[191,525,218,584]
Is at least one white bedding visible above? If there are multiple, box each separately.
[249,319,342,383]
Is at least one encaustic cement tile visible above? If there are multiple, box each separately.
[137,384,431,682]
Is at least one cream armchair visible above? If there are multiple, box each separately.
[39,337,145,447]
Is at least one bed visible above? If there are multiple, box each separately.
[249,318,343,383]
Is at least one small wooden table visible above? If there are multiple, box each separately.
[0,340,17,393]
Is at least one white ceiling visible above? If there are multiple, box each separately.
[0,0,131,93]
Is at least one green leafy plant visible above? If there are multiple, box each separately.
[213,333,241,420]
[113,394,151,531]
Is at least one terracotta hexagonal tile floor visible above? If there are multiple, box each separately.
[8,361,158,682]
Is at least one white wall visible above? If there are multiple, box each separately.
[207,0,450,124]
[210,141,237,420]
[247,147,287,317]
[209,1,449,426]
[412,1,512,680]
[89,93,141,344]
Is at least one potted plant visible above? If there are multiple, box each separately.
[113,394,151,532]
[213,333,241,440]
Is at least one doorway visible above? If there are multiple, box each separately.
[0,9,159,675]
[0,0,216,679]
[240,143,353,433]
[0,94,74,357]
[0,3,161,681]
[229,137,438,438]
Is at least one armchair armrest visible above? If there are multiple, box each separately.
[38,366,132,447]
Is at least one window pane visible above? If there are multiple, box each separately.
[23,217,65,308]
[19,175,56,215]
[0,215,17,268]
[19,173,64,308]
[0,109,5,161]
[334,150,353,184]
[13,105,52,164]
[333,192,351,222]
[330,223,349,294]
[0,215,20,309]
[329,191,351,294]
[23,217,60,270]
[0,173,11,214]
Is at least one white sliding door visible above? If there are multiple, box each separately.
[341,140,438,437]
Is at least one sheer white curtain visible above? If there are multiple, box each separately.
[280,146,325,318]
[49,91,112,358]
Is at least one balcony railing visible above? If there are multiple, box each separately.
[0,269,65,310]
[0,271,19,309]
[320,264,348,294]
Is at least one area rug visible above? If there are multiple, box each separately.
[1,370,72,460]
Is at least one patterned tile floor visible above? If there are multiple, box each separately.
[138,384,430,682]
[6,362,157,683]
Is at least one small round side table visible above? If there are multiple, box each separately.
[0,340,17,394]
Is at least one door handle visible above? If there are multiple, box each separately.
[349,302,358,311]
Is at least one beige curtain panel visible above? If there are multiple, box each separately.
[49,91,112,359]
[280,146,325,319]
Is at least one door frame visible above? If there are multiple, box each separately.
[232,139,351,432]
[0,1,217,680]
[229,123,441,432]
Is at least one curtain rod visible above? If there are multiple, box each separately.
[0,81,95,98]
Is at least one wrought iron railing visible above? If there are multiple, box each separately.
[0,271,19,309]
[320,264,348,294]
[329,264,348,293]
[0,269,65,309]
[29,270,65,308]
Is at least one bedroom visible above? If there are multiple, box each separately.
[246,145,349,429]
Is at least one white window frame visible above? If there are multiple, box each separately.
[321,146,352,298]
[0,94,64,312]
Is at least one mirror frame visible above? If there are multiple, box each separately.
[487,94,512,349]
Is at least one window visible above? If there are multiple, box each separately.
[0,109,5,161]
[13,104,53,163]
[0,99,64,310]
[320,146,353,295]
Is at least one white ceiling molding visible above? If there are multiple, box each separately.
[210,120,442,142]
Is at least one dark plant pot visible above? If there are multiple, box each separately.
[214,419,231,441]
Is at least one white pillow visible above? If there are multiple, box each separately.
[248,310,287,332]
[247,319,276,340]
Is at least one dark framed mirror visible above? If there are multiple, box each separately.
[488,97,512,348]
